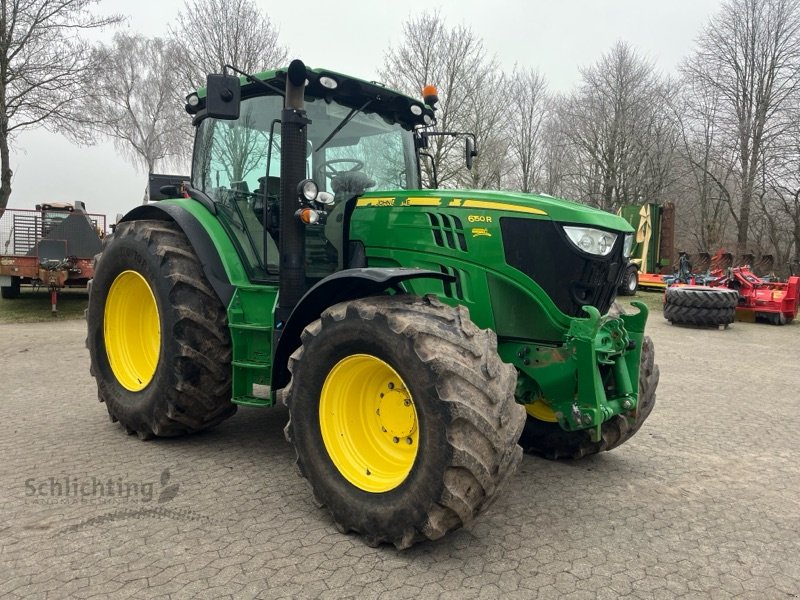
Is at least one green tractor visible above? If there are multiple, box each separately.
[86,60,659,548]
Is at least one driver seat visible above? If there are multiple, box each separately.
[325,172,375,268]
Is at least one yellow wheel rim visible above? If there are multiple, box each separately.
[526,399,559,422]
[104,270,161,392]
[319,354,418,493]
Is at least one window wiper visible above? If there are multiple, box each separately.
[316,99,372,152]
[224,64,285,97]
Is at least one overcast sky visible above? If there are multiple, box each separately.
[9,0,724,220]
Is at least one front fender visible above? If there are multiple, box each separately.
[271,268,454,390]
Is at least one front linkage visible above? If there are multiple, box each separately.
[505,303,649,442]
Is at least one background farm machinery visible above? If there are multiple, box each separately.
[0,202,106,311]
[696,252,799,325]
[657,250,799,326]
[617,202,798,325]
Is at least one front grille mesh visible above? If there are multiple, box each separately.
[500,218,624,317]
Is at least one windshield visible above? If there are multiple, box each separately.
[192,95,419,197]
[191,94,419,281]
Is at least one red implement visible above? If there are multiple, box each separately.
[708,266,799,325]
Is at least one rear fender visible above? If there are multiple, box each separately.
[119,204,235,306]
[271,268,454,391]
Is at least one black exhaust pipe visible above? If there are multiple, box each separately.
[278,59,310,316]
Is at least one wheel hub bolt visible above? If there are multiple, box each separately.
[403,399,411,406]
[388,382,395,390]
[406,437,413,445]
[393,437,399,443]
[622,399,632,409]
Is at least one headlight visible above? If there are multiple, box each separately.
[316,191,335,206]
[563,226,617,257]
[623,233,634,258]
[297,179,318,202]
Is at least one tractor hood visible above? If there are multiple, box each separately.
[357,189,634,232]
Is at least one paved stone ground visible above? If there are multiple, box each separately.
[1,310,799,599]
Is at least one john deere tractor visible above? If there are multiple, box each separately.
[86,60,659,548]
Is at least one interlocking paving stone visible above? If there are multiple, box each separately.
[1,314,799,599]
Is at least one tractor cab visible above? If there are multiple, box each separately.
[189,69,431,284]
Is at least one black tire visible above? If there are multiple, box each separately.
[664,285,738,309]
[663,303,735,327]
[618,266,638,296]
[765,312,788,326]
[281,295,526,549]
[519,336,659,460]
[1,276,21,299]
[86,220,235,439]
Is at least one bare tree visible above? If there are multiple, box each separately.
[673,67,736,251]
[458,68,510,190]
[684,0,800,255]
[558,42,678,213]
[507,67,549,193]
[761,109,800,271]
[0,0,120,212]
[381,12,500,188]
[87,33,188,178]
[539,97,570,198]
[169,0,288,90]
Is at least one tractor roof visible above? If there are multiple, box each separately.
[189,66,434,131]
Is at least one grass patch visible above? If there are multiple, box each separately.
[0,288,87,323]
[617,289,664,314]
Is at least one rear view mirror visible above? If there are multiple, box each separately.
[206,74,241,120]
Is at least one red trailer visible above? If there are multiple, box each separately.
[0,202,106,312]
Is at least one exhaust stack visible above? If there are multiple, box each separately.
[278,60,310,314]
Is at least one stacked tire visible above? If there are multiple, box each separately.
[663,286,738,327]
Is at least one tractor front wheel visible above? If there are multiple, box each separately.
[282,295,525,548]
[86,220,235,439]
[519,336,659,459]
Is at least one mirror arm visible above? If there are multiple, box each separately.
[419,151,438,189]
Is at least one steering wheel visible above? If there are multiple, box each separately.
[323,159,364,179]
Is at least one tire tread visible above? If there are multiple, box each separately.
[282,295,525,549]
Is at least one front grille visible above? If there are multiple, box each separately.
[500,218,625,317]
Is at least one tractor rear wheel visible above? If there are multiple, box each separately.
[1,276,21,299]
[86,220,235,439]
[281,295,525,548]
[519,336,659,459]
